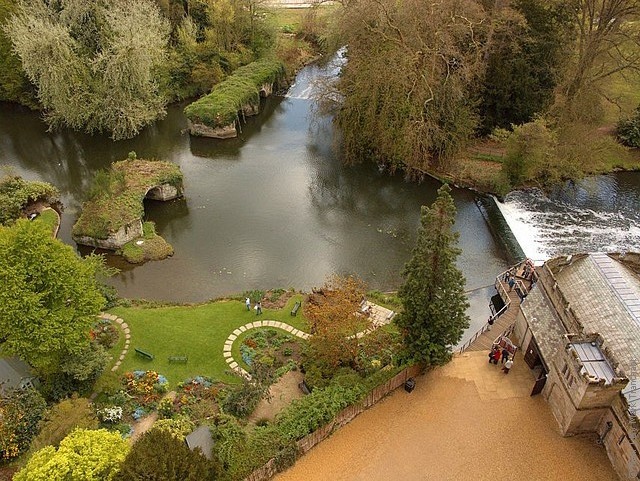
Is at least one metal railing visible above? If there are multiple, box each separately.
[457,263,523,355]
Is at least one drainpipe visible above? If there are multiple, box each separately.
[597,421,613,445]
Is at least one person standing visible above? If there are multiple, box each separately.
[487,316,495,331]
[501,348,509,364]
[256,301,262,315]
[492,347,501,365]
[502,358,514,374]
[245,297,251,311]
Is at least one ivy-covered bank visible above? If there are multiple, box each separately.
[184,59,285,139]
[72,157,183,263]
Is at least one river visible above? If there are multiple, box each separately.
[0,54,508,323]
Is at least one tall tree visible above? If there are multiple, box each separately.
[4,0,170,140]
[559,0,640,120]
[13,429,129,481]
[0,219,106,376]
[479,0,572,132]
[396,184,469,365]
[335,0,488,172]
[304,274,369,384]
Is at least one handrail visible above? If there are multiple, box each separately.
[458,266,522,354]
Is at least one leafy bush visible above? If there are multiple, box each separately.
[0,388,47,461]
[0,174,60,226]
[115,428,213,481]
[151,416,195,440]
[616,107,640,147]
[29,397,98,452]
[275,384,363,442]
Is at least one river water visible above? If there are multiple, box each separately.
[495,173,640,263]
[0,54,508,319]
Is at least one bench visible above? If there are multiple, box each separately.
[291,301,301,316]
[168,356,188,363]
[134,348,154,360]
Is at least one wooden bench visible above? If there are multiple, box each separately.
[134,348,154,360]
[291,301,301,316]
[168,356,188,363]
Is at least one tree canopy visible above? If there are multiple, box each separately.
[303,275,368,386]
[0,219,106,375]
[4,0,170,140]
[13,428,129,481]
[396,184,469,365]
[115,428,213,481]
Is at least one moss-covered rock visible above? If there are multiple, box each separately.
[184,58,285,137]
[72,159,183,253]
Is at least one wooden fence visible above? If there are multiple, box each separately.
[244,364,423,481]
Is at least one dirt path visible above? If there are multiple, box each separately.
[249,371,304,423]
[275,351,618,481]
[130,391,176,443]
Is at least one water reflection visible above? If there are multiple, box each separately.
[0,57,509,302]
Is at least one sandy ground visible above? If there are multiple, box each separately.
[276,351,618,481]
[250,371,304,423]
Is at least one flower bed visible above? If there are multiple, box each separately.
[240,329,301,378]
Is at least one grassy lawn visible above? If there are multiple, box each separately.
[101,295,307,388]
[33,208,59,235]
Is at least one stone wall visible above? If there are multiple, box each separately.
[73,219,143,250]
[243,364,423,481]
[187,120,237,139]
[145,183,182,201]
[598,396,640,480]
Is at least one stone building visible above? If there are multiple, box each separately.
[512,253,640,481]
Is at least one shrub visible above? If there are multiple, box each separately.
[0,174,60,226]
[29,397,98,452]
[0,388,47,461]
[115,428,213,481]
[151,416,195,440]
[616,107,640,147]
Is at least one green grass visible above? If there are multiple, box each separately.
[33,208,59,235]
[102,295,307,388]
[120,221,173,263]
[72,159,183,240]
[473,153,504,163]
[184,58,285,128]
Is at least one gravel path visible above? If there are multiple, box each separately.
[275,351,618,481]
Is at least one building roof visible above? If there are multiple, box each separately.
[185,425,214,460]
[550,253,640,417]
[0,357,34,393]
[569,342,616,385]
[520,287,566,369]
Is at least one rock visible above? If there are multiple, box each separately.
[187,120,237,139]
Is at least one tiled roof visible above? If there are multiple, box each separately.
[520,288,566,369]
[552,254,640,417]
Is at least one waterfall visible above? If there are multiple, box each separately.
[285,46,347,100]
[492,174,640,262]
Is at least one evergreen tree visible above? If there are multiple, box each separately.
[115,428,215,481]
[396,184,469,365]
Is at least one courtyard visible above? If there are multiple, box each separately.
[275,350,618,481]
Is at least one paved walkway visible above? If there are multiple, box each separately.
[275,350,618,481]
[97,313,131,372]
[223,301,394,379]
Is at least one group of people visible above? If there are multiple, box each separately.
[246,297,262,315]
[489,346,514,374]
